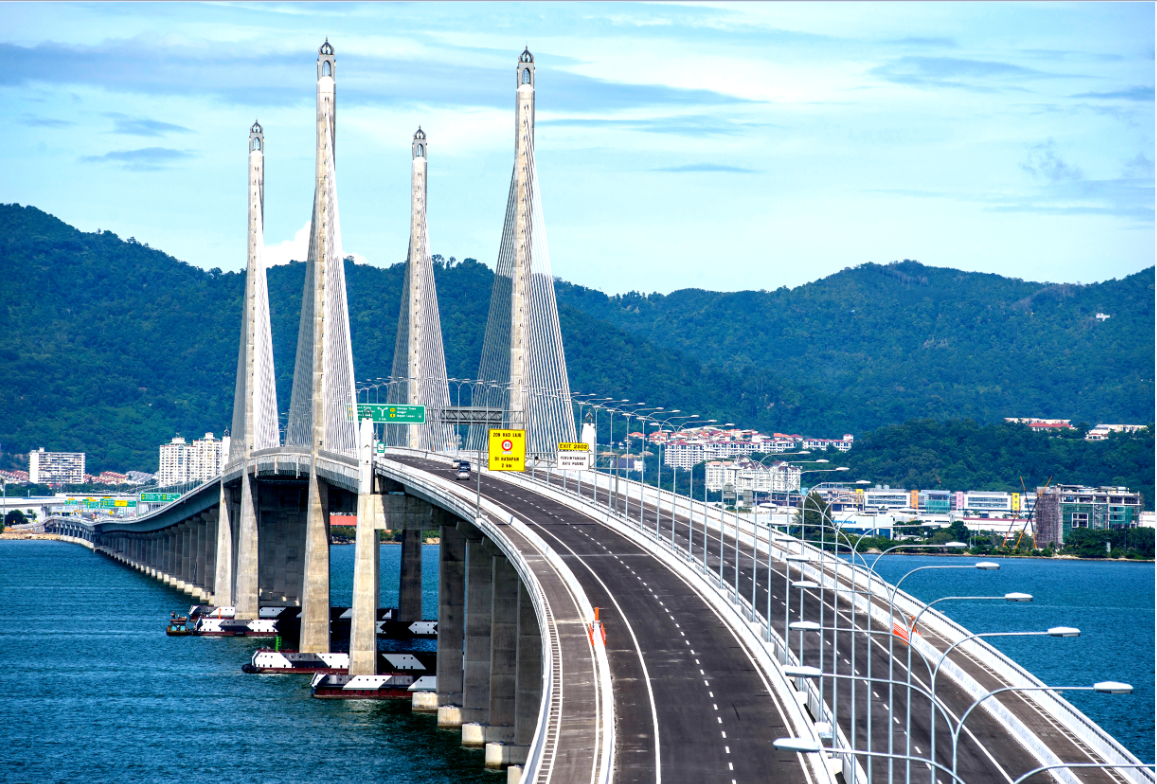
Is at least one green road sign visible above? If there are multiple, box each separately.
[349,403,426,424]
[140,492,181,503]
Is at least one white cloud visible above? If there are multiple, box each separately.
[265,221,309,266]
[263,221,373,266]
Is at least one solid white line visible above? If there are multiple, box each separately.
[504,502,663,784]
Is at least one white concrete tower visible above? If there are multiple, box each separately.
[472,48,575,454]
[286,39,358,652]
[222,120,280,616]
[229,120,280,463]
[407,129,429,448]
[508,47,536,432]
[388,128,453,451]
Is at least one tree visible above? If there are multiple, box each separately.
[4,509,26,527]
[794,492,833,544]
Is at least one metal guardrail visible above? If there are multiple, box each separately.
[486,464,835,784]
[376,451,614,784]
[577,468,1153,784]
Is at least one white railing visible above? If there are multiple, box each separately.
[488,463,836,784]
[565,467,1153,784]
[376,452,614,784]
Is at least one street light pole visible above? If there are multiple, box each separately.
[928,627,1080,784]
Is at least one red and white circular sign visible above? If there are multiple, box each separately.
[501,439,513,452]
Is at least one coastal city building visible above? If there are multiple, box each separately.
[1004,417,1075,433]
[28,448,85,485]
[863,486,911,511]
[1085,424,1148,441]
[704,457,801,493]
[963,491,1014,517]
[158,433,230,487]
[658,425,853,469]
[1034,484,1144,547]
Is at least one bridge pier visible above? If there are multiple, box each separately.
[481,554,519,750]
[399,528,423,622]
[215,484,234,606]
[234,470,260,619]
[508,582,542,762]
[190,520,201,590]
[460,534,494,735]
[349,476,381,676]
[299,470,331,653]
[436,522,467,722]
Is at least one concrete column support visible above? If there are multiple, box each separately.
[399,528,423,622]
[514,581,543,747]
[299,470,331,653]
[233,470,260,619]
[165,531,175,580]
[190,519,201,589]
[461,539,494,730]
[349,489,381,676]
[203,510,217,597]
[487,556,519,741]
[182,524,192,584]
[198,514,211,591]
[436,522,467,726]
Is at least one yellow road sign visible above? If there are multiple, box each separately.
[557,442,589,451]
[488,429,526,472]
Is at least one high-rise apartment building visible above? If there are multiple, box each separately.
[158,433,230,487]
[28,448,85,485]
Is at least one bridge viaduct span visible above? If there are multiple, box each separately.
[40,40,1152,784]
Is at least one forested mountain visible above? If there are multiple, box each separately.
[0,203,1152,476]
[555,262,1154,431]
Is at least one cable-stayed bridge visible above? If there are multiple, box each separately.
[40,42,1152,784]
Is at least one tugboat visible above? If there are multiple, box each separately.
[166,611,194,636]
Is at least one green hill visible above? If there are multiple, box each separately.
[555,262,1155,432]
[0,203,1152,480]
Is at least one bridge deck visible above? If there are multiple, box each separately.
[531,469,1138,784]
[395,456,818,784]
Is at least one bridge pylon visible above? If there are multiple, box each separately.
[470,48,576,455]
[221,119,281,617]
[385,128,454,451]
[284,39,359,652]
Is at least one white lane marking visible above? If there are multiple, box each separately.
[481,473,823,784]
[490,499,663,784]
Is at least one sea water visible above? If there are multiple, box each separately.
[2,542,1151,780]
[857,554,1154,764]
[0,540,489,783]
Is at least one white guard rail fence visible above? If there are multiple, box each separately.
[487,458,1150,784]
[376,454,614,784]
[419,449,837,784]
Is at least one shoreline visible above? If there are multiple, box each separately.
[855,549,1154,564]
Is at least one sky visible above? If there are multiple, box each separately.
[0,2,1152,294]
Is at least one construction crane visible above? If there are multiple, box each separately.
[1009,476,1050,549]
